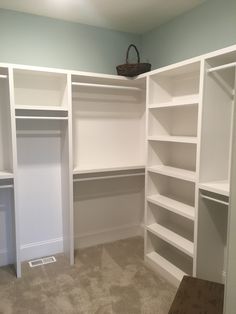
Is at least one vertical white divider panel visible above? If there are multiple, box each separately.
[8,67,21,277]
[61,73,74,264]
[193,59,205,276]
[224,69,236,314]
[144,75,150,255]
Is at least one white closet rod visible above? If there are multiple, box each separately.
[208,62,236,73]
[0,185,13,189]
[71,82,141,91]
[201,194,229,206]
[74,172,145,182]
[0,74,8,79]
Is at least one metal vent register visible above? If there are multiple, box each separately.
[28,256,56,268]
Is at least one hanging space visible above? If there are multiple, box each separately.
[197,51,236,284]
[145,60,202,286]
[71,73,146,249]
[12,68,73,276]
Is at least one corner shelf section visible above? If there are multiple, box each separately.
[145,60,200,284]
[148,165,196,182]
[147,195,195,221]
[147,223,194,257]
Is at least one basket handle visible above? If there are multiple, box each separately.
[126,44,140,64]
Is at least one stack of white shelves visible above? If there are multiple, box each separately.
[145,60,201,286]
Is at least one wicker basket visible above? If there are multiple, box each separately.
[116,44,151,77]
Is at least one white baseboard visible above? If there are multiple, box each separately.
[75,223,144,249]
[0,249,14,267]
[4,224,144,263]
[20,237,63,261]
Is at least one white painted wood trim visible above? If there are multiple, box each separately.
[74,223,143,249]
[8,67,22,278]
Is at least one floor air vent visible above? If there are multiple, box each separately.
[29,256,56,268]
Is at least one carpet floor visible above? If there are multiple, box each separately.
[0,237,177,314]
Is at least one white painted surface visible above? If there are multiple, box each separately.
[16,121,64,260]
[147,195,195,220]
[148,165,196,182]
[146,251,187,286]
[72,75,146,171]
[0,0,205,33]
[73,176,145,248]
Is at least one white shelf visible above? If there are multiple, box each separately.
[147,223,194,257]
[73,165,145,175]
[208,62,236,73]
[149,95,199,109]
[199,180,229,196]
[15,105,68,112]
[148,165,196,182]
[72,82,142,91]
[146,251,187,283]
[147,194,195,221]
[0,171,14,180]
[148,135,197,144]
[15,116,68,120]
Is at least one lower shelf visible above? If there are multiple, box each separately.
[146,223,194,257]
[146,251,187,285]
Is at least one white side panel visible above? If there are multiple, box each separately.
[224,70,236,314]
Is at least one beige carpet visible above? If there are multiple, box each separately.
[0,237,177,314]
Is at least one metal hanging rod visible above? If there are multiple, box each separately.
[0,185,14,189]
[73,172,145,182]
[208,62,236,73]
[201,194,229,206]
[71,82,142,91]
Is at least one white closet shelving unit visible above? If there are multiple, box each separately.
[145,59,203,286]
[0,46,236,306]
[0,67,74,277]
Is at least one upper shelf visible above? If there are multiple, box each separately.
[73,165,145,175]
[148,95,199,109]
[72,82,142,92]
[15,105,68,112]
[199,180,229,197]
[15,106,69,121]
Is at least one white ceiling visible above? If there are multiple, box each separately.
[0,0,206,34]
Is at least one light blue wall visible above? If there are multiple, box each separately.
[1,0,236,74]
[0,9,140,74]
[141,0,236,69]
